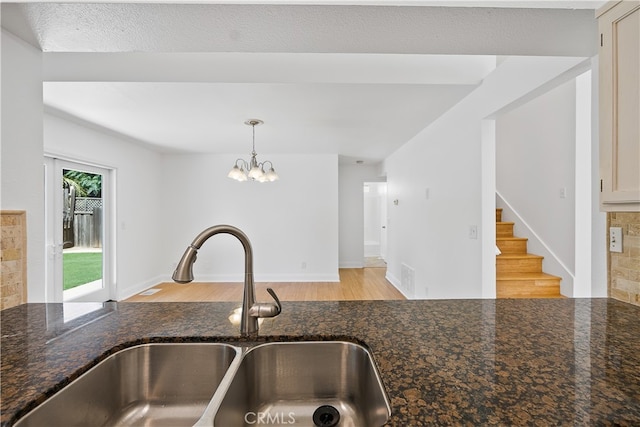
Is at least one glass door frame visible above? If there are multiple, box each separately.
[44,156,115,302]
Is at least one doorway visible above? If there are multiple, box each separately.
[363,182,387,268]
[45,157,113,302]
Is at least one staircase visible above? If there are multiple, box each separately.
[496,208,562,298]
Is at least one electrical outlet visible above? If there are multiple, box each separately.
[469,225,478,239]
[610,227,623,253]
[301,261,307,270]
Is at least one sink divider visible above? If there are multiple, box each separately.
[193,344,247,427]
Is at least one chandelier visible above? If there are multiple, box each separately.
[227,119,279,182]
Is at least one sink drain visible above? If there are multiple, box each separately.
[312,405,340,427]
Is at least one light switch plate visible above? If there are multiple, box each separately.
[610,227,623,253]
[560,187,567,199]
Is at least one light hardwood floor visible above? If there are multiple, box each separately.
[124,268,405,302]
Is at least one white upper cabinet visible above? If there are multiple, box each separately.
[598,0,640,211]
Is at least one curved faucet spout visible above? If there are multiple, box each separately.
[172,225,281,335]
[172,245,198,283]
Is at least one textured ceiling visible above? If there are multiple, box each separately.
[4,3,598,55]
[2,2,600,162]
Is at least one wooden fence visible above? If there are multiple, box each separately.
[72,198,102,248]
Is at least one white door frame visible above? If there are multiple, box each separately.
[44,156,115,302]
[363,181,388,262]
[379,183,388,261]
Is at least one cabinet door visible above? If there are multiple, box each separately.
[599,1,640,208]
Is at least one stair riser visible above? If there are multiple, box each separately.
[496,210,503,222]
[497,279,561,298]
[496,240,527,254]
[496,258,543,273]
[496,223,513,237]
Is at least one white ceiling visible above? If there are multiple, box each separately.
[42,53,494,158]
[3,2,603,163]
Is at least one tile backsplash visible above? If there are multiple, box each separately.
[1,211,27,310]
[608,212,640,306]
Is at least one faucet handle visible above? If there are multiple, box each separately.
[266,288,282,315]
[249,288,282,318]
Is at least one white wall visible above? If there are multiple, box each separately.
[338,163,384,268]
[496,77,577,293]
[44,113,165,299]
[1,30,46,301]
[383,56,587,299]
[43,115,340,296]
[160,153,339,283]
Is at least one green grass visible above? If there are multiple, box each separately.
[63,252,103,290]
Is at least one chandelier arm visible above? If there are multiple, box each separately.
[234,159,249,169]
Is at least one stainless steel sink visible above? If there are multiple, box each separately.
[14,341,390,427]
[209,341,391,427]
[14,343,238,427]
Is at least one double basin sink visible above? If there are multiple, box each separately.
[15,341,391,427]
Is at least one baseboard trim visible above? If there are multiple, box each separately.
[339,261,364,268]
[385,271,411,299]
[152,273,341,285]
[117,275,165,301]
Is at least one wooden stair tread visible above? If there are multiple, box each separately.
[496,221,514,225]
[496,236,527,241]
[496,253,543,260]
[497,272,562,281]
[498,293,563,299]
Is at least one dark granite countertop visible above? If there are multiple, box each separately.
[2,298,640,426]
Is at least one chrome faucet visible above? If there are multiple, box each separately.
[172,225,281,335]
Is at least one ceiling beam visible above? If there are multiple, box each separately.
[43,52,496,84]
[7,4,597,56]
